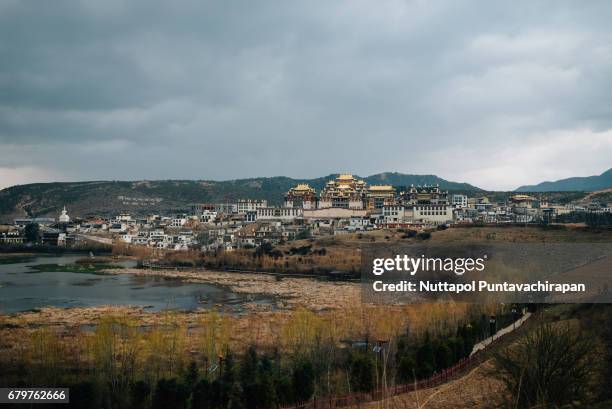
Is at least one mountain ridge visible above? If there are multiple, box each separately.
[0,173,480,222]
[515,168,612,192]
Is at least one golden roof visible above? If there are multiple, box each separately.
[511,194,534,201]
[294,184,314,191]
[368,185,394,191]
[337,173,355,181]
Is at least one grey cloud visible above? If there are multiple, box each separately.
[1,0,612,189]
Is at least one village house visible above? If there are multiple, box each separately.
[0,229,24,244]
[382,204,407,224]
[237,199,268,213]
[452,194,468,208]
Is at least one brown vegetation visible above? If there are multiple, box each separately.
[353,359,506,409]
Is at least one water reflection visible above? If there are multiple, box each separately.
[0,255,271,314]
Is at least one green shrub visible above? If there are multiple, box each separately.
[292,360,315,402]
[397,355,416,383]
[349,353,375,392]
[416,232,431,240]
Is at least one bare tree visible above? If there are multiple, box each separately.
[493,322,597,408]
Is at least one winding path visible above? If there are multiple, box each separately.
[470,312,532,355]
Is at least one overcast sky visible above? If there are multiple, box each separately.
[1,1,612,190]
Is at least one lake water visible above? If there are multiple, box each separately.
[0,254,270,313]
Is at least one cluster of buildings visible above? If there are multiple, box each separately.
[453,194,611,224]
[2,174,611,251]
[281,174,453,224]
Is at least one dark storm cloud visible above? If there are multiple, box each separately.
[1,0,612,189]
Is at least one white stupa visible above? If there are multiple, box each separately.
[59,206,70,223]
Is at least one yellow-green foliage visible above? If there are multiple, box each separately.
[90,316,143,391]
[27,327,67,384]
[145,311,188,381]
[198,309,230,366]
[282,307,335,355]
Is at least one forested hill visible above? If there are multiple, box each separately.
[0,173,481,222]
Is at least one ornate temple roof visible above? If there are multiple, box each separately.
[368,185,394,191]
[337,173,356,181]
[294,183,315,191]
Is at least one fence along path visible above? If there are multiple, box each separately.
[280,312,532,409]
[470,312,531,355]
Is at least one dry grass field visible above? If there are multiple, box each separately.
[353,359,506,409]
[3,225,610,352]
[2,226,611,408]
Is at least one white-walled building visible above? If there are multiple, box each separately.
[347,216,371,231]
[382,205,407,224]
[109,223,128,233]
[170,216,187,228]
[413,204,453,224]
[303,208,367,219]
[237,199,268,213]
[199,210,218,224]
[452,195,468,208]
[257,207,303,221]
[116,213,133,222]
[13,218,55,228]
[245,210,257,222]
[119,234,133,243]
[0,230,24,244]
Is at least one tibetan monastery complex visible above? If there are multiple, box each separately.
[281,173,452,222]
[17,172,594,252]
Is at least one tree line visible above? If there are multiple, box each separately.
[0,308,506,409]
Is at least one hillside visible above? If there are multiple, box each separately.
[0,173,481,222]
[581,189,612,204]
[516,168,612,192]
[362,172,479,191]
